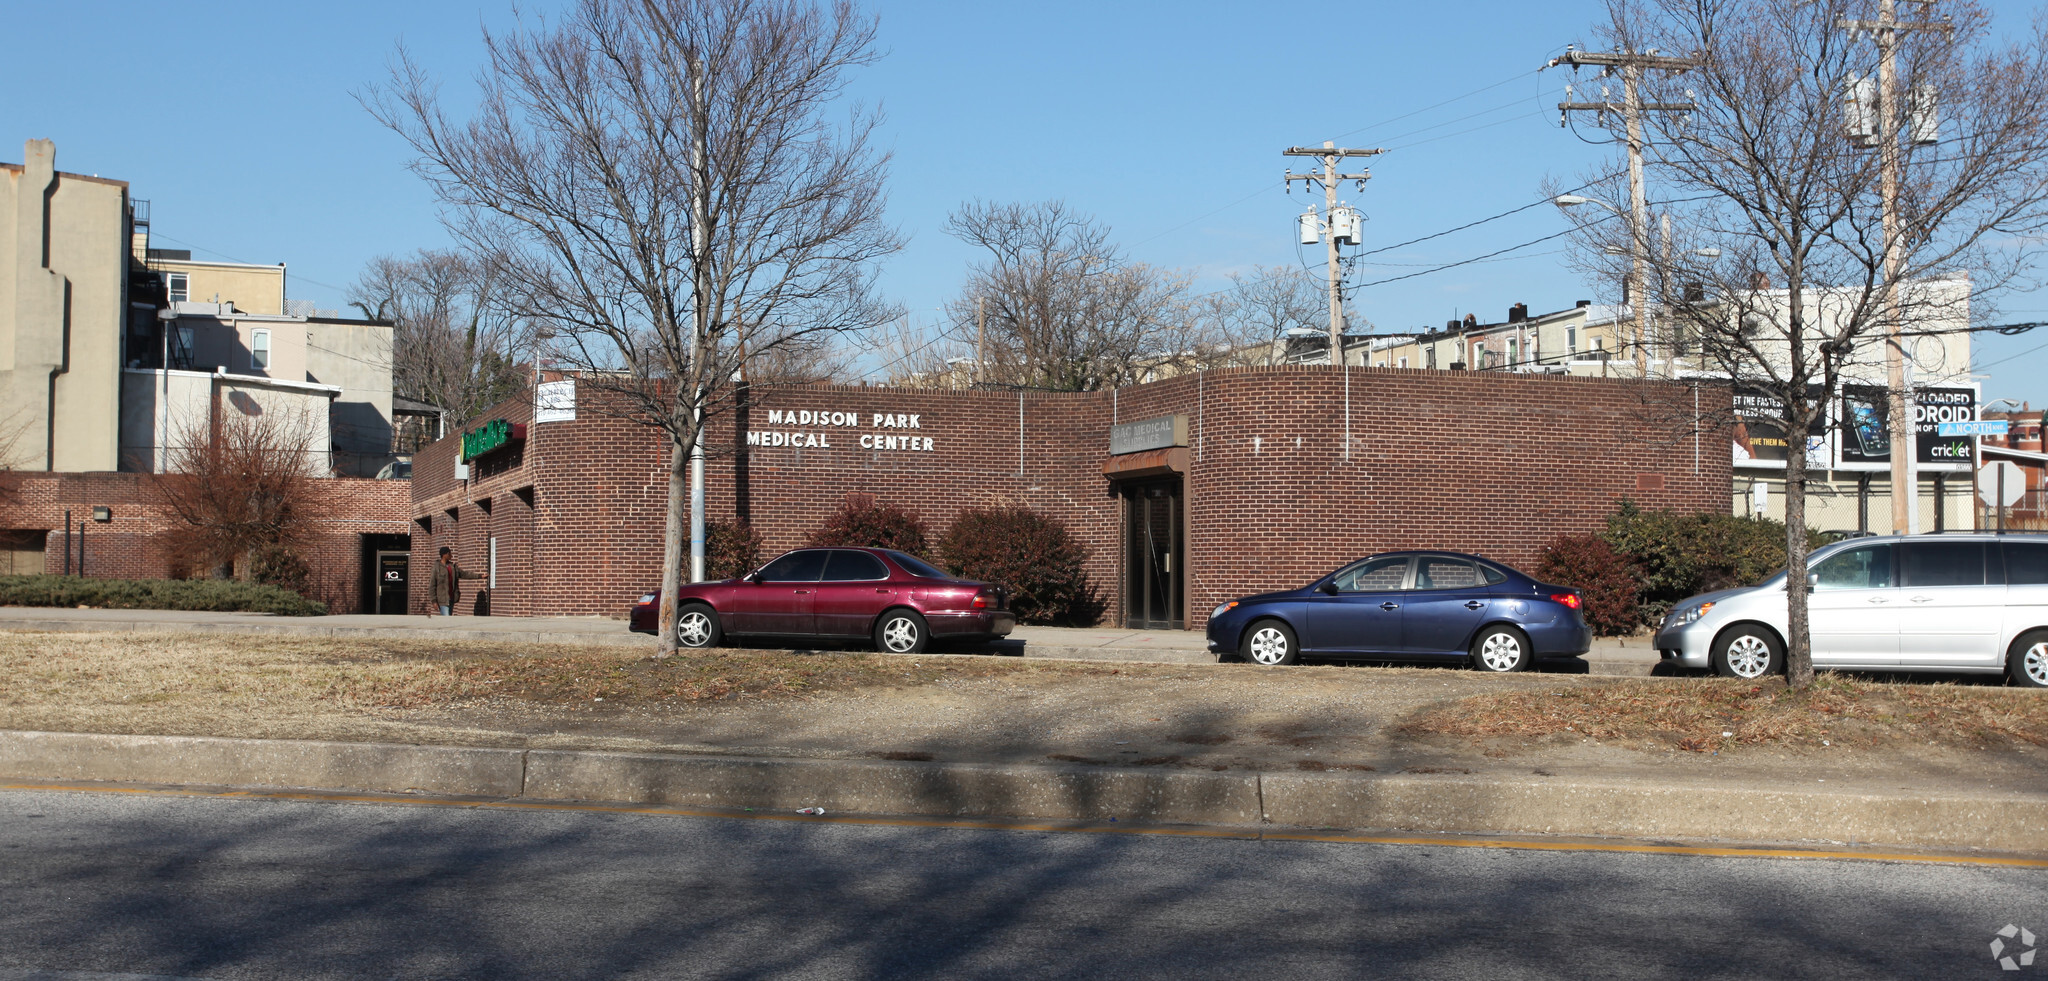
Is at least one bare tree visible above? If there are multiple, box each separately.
[1568,0,2048,687]
[366,0,900,654]
[1203,266,1327,366]
[149,407,336,581]
[348,249,532,426]
[945,200,1215,390]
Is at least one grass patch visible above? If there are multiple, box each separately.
[1395,676,2048,752]
[0,575,324,616]
[0,631,1131,724]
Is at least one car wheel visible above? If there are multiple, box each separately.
[676,604,722,649]
[1469,625,1532,673]
[1712,625,1782,679]
[875,610,929,654]
[2007,631,2048,689]
[1240,620,1299,666]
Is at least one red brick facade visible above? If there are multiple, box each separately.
[411,367,1733,628]
[0,472,411,613]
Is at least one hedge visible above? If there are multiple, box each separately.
[940,506,1102,626]
[0,575,327,616]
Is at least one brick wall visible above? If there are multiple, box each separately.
[411,368,1732,627]
[0,471,411,613]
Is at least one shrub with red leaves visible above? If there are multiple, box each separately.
[805,498,930,556]
[1536,533,1643,637]
[706,519,764,580]
[940,506,1102,626]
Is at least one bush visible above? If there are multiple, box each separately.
[940,506,1103,626]
[706,519,764,580]
[806,498,929,555]
[1535,534,1642,637]
[0,575,327,616]
[1598,499,1823,626]
[248,545,312,597]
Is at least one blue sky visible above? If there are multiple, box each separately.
[10,0,2048,405]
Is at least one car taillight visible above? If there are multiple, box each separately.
[973,590,991,609]
[1551,593,1582,610]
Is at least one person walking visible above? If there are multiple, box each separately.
[431,546,483,616]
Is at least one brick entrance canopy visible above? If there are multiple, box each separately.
[411,367,1731,626]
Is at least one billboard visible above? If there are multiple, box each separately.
[1732,387,1830,470]
[1732,383,1976,472]
[1836,384,1976,472]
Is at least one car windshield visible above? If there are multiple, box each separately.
[885,550,951,580]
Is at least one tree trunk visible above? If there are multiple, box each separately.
[1783,412,1815,690]
[656,426,689,657]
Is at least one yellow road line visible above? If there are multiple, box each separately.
[4,779,2040,868]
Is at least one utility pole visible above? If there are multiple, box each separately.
[1550,47,1700,378]
[1842,0,1950,535]
[1284,141,1383,365]
[975,296,986,388]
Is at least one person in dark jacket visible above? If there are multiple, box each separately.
[431,546,483,616]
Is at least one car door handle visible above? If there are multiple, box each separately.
[794,589,811,595]
[1464,601,1485,610]
[1866,596,1888,604]
[874,588,893,594]
[1380,602,1400,611]
[1909,595,1935,603]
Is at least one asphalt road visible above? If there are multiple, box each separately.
[0,789,2041,980]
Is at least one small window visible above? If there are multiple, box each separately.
[1330,556,1409,592]
[822,550,888,582]
[1397,356,1409,369]
[251,329,271,371]
[1479,563,1508,585]
[1507,340,1520,366]
[167,272,188,303]
[1900,542,1985,587]
[1812,544,1893,590]
[1414,557,1480,590]
[884,550,950,580]
[757,550,828,582]
[1567,326,1578,353]
[2005,542,2048,585]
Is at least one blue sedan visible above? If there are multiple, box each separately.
[1204,551,1591,671]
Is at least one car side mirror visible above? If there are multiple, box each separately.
[1806,573,1819,592]
[1319,581,1339,595]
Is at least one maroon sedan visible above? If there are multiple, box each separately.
[629,547,1014,653]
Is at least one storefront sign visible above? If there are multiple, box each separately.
[460,418,527,462]
[535,379,576,423]
[1110,415,1189,456]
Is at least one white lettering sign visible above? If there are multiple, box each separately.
[748,407,935,453]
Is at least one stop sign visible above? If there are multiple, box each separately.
[1979,460,2026,508]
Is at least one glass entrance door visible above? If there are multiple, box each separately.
[1121,479,1184,629]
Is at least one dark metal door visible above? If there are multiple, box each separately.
[1121,479,1183,629]
[375,551,409,615]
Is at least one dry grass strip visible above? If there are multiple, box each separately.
[1395,676,2048,752]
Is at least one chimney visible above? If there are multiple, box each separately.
[1463,313,1478,327]
[1508,303,1528,323]
[1576,299,1592,308]
[1446,319,1460,332]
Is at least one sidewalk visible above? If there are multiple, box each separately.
[0,607,1665,674]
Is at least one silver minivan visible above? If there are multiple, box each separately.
[1653,533,2048,686]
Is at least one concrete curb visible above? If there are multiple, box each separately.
[0,730,2037,852]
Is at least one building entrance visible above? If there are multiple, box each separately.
[1120,478,1184,630]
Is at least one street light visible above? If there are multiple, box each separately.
[1555,193,1652,377]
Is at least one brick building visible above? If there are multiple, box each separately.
[0,471,411,610]
[411,366,1732,629]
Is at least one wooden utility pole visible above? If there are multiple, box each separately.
[1284,142,1383,365]
[1842,0,1950,534]
[975,295,986,388]
[1550,48,1700,377]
